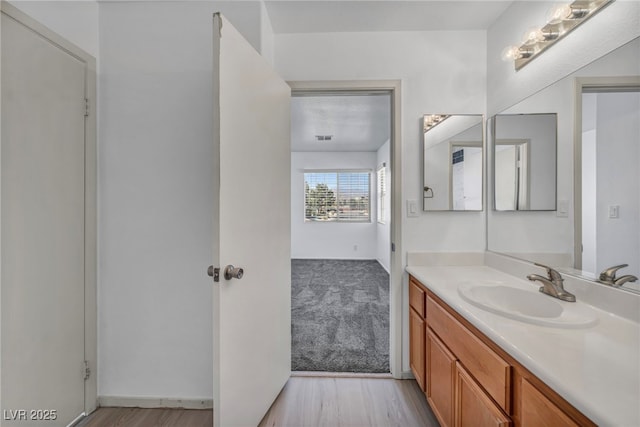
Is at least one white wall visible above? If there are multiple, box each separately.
[291,152,377,260]
[487,1,640,115]
[260,0,275,67]
[376,140,391,272]
[276,30,487,253]
[98,1,269,400]
[9,0,99,58]
[275,29,486,374]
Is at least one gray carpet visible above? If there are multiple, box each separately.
[291,259,390,373]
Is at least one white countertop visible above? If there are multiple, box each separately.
[406,265,640,427]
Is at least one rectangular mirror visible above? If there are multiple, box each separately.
[423,114,484,211]
[491,113,557,211]
[487,37,640,294]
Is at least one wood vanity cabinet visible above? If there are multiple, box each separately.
[408,275,596,427]
[426,290,510,427]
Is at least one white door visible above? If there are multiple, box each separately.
[211,14,291,427]
[1,10,86,427]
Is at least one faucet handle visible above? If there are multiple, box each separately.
[533,262,563,282]
[599,264,628,281]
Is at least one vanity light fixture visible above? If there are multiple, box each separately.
[423,114,450,132]
[502,0,614,70]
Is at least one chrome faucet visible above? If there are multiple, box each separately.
[527,263,576,302]
[598,264,638,287]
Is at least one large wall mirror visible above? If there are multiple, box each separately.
[487,37,640,294]
[492,113,557,211]
[423,114,484,211]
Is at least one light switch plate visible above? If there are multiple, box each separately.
[556,199,568,217]
[407,200,419,217]
[609,205,620,219]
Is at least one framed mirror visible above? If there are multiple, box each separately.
[423,114,484,211]
[491,113,557,211]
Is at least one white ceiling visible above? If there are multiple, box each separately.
[276,1,513,152]
[264,1,512,34]
[291,94,391,152]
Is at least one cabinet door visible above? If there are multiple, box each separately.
[410,308,426,391]
[520,379,579,427]
[427,328,456,427]
[455,362,511,427]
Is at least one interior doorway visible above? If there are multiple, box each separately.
[577,82,640,288]
[288,83,400,375]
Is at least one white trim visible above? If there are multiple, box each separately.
[400,370,416,380]
[292,371,393,379]
[67,412,86,427]
[98,396,214,410]
[376,258,391,274]
[288,80,403,379]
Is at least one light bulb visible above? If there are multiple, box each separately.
[501,45,521,61]
[547,4,571,24]
[522,27,544,45]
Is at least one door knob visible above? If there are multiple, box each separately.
[224,265,244,280]
[207,265,243,282]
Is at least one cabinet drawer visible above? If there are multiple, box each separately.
[427,295,511,412]
[409,277,426,317]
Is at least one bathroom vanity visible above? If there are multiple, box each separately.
[406,255,640,427]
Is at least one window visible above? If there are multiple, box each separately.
[304,171,370,222]
[377,164,386,224]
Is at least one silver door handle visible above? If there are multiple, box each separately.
[224,265,244,280]
[207,265,243,282]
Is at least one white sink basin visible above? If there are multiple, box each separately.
[457,281,598,328]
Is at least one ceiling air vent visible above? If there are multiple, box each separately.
[315,135,333,141]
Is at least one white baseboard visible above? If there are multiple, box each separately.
[292,371,393,379]
[400,370,415,380]
[98,396,213,409]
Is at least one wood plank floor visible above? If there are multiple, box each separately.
[77,377,438,427]
[258,377,439,427]
[75,407,213,427]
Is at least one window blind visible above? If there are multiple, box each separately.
[304,171,370,222]
[377,165,386,224]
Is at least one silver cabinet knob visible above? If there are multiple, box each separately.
[224,265,244,280]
